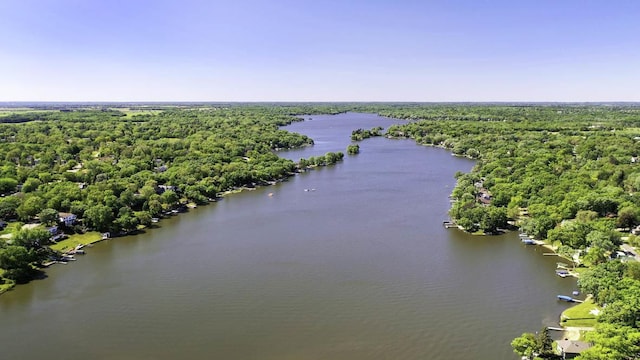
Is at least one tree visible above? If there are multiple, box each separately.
[21,177,42,193]
[0,245,40,283]
[480,206,507,234]
[160,190,178,206]
[578,261,627,305]
[139,185,157,199]
[583,246,608,266]
[38,208,59,226]
[586,230,619,252]
[456,217,478,232]
[298,158,310,168]
[0,177,18,194]
[511,332,537,359]
[134,211,152,227]
[13,227,52,249]
[596,278,640,327]
[0,196,21,219]
[522,215,556,240]
[83,204,114,232]
[616,206,638,228]
[347,144,360,155]
[115,213,139,233]
[576,210,599,223]
[17,195,45,221]
[579,323,640,360]
[535,328,554,357]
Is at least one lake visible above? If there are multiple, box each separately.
[0,112,577,359]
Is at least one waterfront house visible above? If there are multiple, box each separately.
[58,212,77,227]
[556,340,591,359]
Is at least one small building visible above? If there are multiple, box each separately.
[556,340,591,359]
[58,212,78,227]
[157,185,179,194]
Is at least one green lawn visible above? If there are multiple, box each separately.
[560,298,600,327]
[571,266,589,278]
[50,232,103,252]
[0,221,23,236]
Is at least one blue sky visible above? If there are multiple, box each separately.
[1,0,639,102]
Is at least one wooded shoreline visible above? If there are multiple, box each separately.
[2,103,640,358]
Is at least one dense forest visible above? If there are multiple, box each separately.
[376,104,640,359]
[2,103,640,358]
[0,105,344,288]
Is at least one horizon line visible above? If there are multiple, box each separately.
[2,101,640,105]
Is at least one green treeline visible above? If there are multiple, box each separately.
[378,104,640,359]
[3,103,640,358]
[0,106,337,287]
[298,152,344,168]
[350,126,384,141]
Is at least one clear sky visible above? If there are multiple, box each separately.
[1,0,639,102]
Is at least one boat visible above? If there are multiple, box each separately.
[556,269,570,278]
[151,218,159,223]
[521,238,536,245]
[557,295,575,302]
[443,221,457,229]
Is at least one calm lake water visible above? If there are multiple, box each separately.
[0,113,577,359]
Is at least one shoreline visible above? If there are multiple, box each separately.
[0,164,322,296]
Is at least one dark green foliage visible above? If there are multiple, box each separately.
[0,245,41,283]
[511,328,554,359]
[0,177,18,194]
[351,126,383,141]
[13,228,52,249]
[347,144,360,155]
[299,152,344,169]
[38,208,59,226]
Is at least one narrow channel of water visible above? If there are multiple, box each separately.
[0,113,577,359]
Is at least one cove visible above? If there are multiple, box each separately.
[0,113,577,359]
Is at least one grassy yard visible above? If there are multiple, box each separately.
[571,266,589,278]
[0,221,23,236]
[50,232,103,252]
[560,298,600,327]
